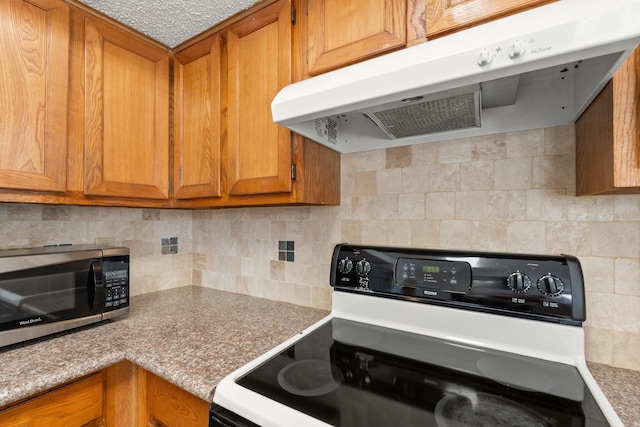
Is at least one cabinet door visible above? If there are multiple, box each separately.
[307,0,406,76]
[0,0,69,192]
[145,370,209,427]
[0,373,103,427]
[84,17,170,200]
[426,0,555,38]
[224,0,294,196]
[173,35,222,200]
[576,47,640,195]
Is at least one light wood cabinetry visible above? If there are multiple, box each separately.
[82,16,170,201]
[425,0,556,39]
[143,370,209,427]
[576,47,640,195]
[0,373,104,427]
[0,362,210,427]
[224,0,293,197]
[173,0,340,207]
[305,0,407,76]
[302,0,430,76]
[0,0,70,193]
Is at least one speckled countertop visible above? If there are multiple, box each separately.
[0,286,638,427]
[0,286,328,407]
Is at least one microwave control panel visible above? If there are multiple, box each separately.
[103,255,129,312]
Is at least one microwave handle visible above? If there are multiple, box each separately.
[88,259,103,311]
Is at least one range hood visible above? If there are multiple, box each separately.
[271,0,640,153]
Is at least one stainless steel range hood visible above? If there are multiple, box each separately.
[271,0,640,153]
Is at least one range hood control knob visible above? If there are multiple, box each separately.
[507,271,531,292]
[509,40,526,59]
[356,260,372,277]
[477,48,494,66]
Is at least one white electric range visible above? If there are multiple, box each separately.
[210,244,621,427]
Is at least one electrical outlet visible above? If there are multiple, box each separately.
[95,237,114,247]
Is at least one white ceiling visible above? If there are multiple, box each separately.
[77,0,261,48]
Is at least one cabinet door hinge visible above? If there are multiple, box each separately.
[291,164,297,180]
[291,7,296,25]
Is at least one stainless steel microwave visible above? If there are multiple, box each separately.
[0,245,130,348]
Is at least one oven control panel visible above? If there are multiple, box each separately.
[330,244,586,325]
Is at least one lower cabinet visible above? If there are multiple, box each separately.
[0,361,210,427]
[0,373,104,427]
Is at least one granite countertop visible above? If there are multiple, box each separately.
[0,286,638,427]
[0,286,329,406]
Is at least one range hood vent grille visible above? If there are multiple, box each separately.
[365,91,481,139]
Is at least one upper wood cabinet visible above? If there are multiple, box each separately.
[576,47,640,195]
[305,0,408,76]
[426,0,556,39]
[223,0,294,197]
[0,0,70,193]
[173,35,222,200]
[174,0,341,207]
[83,17,170,200]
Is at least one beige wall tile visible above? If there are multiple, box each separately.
[425,192,456,219]
[386,145,412,168]
[544,125,575,155]
[532,154,574,190]
[591,222,640,258]
[0,123,638,371]
[460,160,494,191]
[580,257,615,294]
[430,163,460,191]
[471,221,507,252]
[506,221,546,253]
[584,325,613,365]
[506,129,545,158]
[495,158,531,189]
[455,191,490,220]
[615,258,640,296]
[440,220,472,249]
[613,332,640,370]
[399,194,425,220]
[525,189,568,221]
[401,165,430,193]
[410,220,441,248]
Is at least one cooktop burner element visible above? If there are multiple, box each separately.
[211,245,622,427]
[277,360,343,396]
[434,392,552,427]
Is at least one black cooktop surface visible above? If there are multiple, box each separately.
[236,318,609,427]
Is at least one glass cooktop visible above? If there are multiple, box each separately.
[236,318,609,427]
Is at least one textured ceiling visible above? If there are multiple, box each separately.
[77,0,261,48]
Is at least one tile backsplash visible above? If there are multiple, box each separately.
[0,125,638,370]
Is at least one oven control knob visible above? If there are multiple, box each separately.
[355,260,372,277]
[537,274,565,296]
[507,271,531,292]
[338,257,353,274]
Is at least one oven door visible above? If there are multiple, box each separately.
[0,249,104,347]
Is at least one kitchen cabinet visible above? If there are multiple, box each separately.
[81,16,170,201]
[576,47,640,195]
[143,369,209,427]
[0,373,103,427]
[425,0,556,39]
[173,0,340,207]
[0,0,70,193]
[303,0,423,76]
